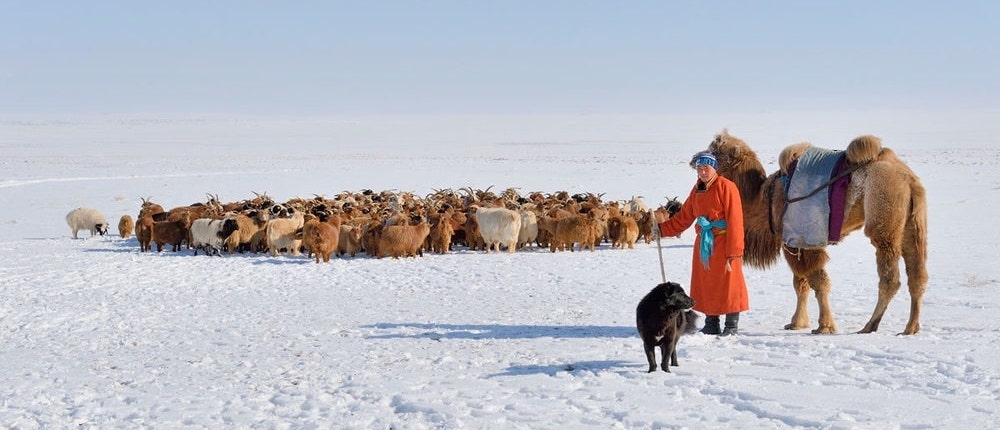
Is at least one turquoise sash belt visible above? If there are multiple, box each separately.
[696,216,726,269]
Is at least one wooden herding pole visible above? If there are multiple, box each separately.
[651,210,666,283]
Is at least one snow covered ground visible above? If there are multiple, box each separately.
[0,112,997,428]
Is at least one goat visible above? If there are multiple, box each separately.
[361,220,383,257]
[118,214,135,239]
[471,206,521,253]
[337,224,364,258]
[427,212,455,254]
[189,217,240,256]
[265,212,305,257]
[550,212,601,252]
[138,197,166,221]
[628,196,650,215]
[517,209,539,249]
[65,207,109,239]
[223,210,269,253]
[377,222,431,259]
[300,217,341,263]
[136,215,154,252]
[463,208,484,251]
[607,215,640,249]
[151,213,190,252]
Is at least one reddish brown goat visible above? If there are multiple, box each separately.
[550,212,600,252]
[607,215,640,249]
[136,215,154,252]
[427,212,455,254]
[300,217,341,263]
[337,224,364,258]
[151,213,190,252]
[377,222,431,259]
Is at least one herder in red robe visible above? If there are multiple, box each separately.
[655,151,749,336]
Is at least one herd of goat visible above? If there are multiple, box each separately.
[67,187,683,263]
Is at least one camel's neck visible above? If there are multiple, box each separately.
[725,161,768,207]
[721,158,783,269]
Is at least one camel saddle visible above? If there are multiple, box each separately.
[783,146,851,248]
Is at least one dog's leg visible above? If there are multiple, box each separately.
[658,343,672,373]
[669,337,680,367]
[658,326,680,371]
[661,339,680,372]
[643,342,658,373]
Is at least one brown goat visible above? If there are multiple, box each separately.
[337,224,364,258]
[607,215,639,249]
[136,215,154,252]
[377,222,431,259]
[463,208,484,251]
[118,214,135,239]
[151,213,190,252]
[138,197,165,221]
[360,220,383,257]
[428,213,455,254]
[224,210,269,253]
[300,218,341,263]
[550,212,600,252]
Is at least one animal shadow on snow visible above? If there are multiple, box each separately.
[490,360,635,377]
[77,237,139,254]
[368,323,643,376]
[367,322,635,340]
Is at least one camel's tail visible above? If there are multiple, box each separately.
[909,178,929,263]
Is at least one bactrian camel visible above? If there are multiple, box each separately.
[707,130,928,335]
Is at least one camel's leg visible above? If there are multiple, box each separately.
[808,269,837,334]
[900,229,928,335]
[784,248,835,333]
[859,242,902,334]
[785,274,811,330]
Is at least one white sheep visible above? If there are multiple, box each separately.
[65,207,109,239]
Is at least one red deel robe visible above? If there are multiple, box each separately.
[658,175,750,316]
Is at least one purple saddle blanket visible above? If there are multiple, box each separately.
[783,146,851,248]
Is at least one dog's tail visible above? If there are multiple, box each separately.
[682,310,701,335]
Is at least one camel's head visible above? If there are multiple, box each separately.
[707,129,755,179]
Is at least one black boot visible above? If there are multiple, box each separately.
[721,312,739,336]
[701,315,721,335]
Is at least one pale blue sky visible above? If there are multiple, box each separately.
[2,1,997,115]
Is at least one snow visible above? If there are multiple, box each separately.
[1,112,998,428]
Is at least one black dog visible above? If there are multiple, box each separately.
[636,282,699,373]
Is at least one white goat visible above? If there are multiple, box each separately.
[189,218,239,256]
[473,206,521,253]
[65,207,109,239]
[517,209,538,249]
[265,212,305,256]
[628,196,650,215]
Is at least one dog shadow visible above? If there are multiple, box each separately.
[367,323,649,375]
[489,360,636,377]
[365,322,635,340]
